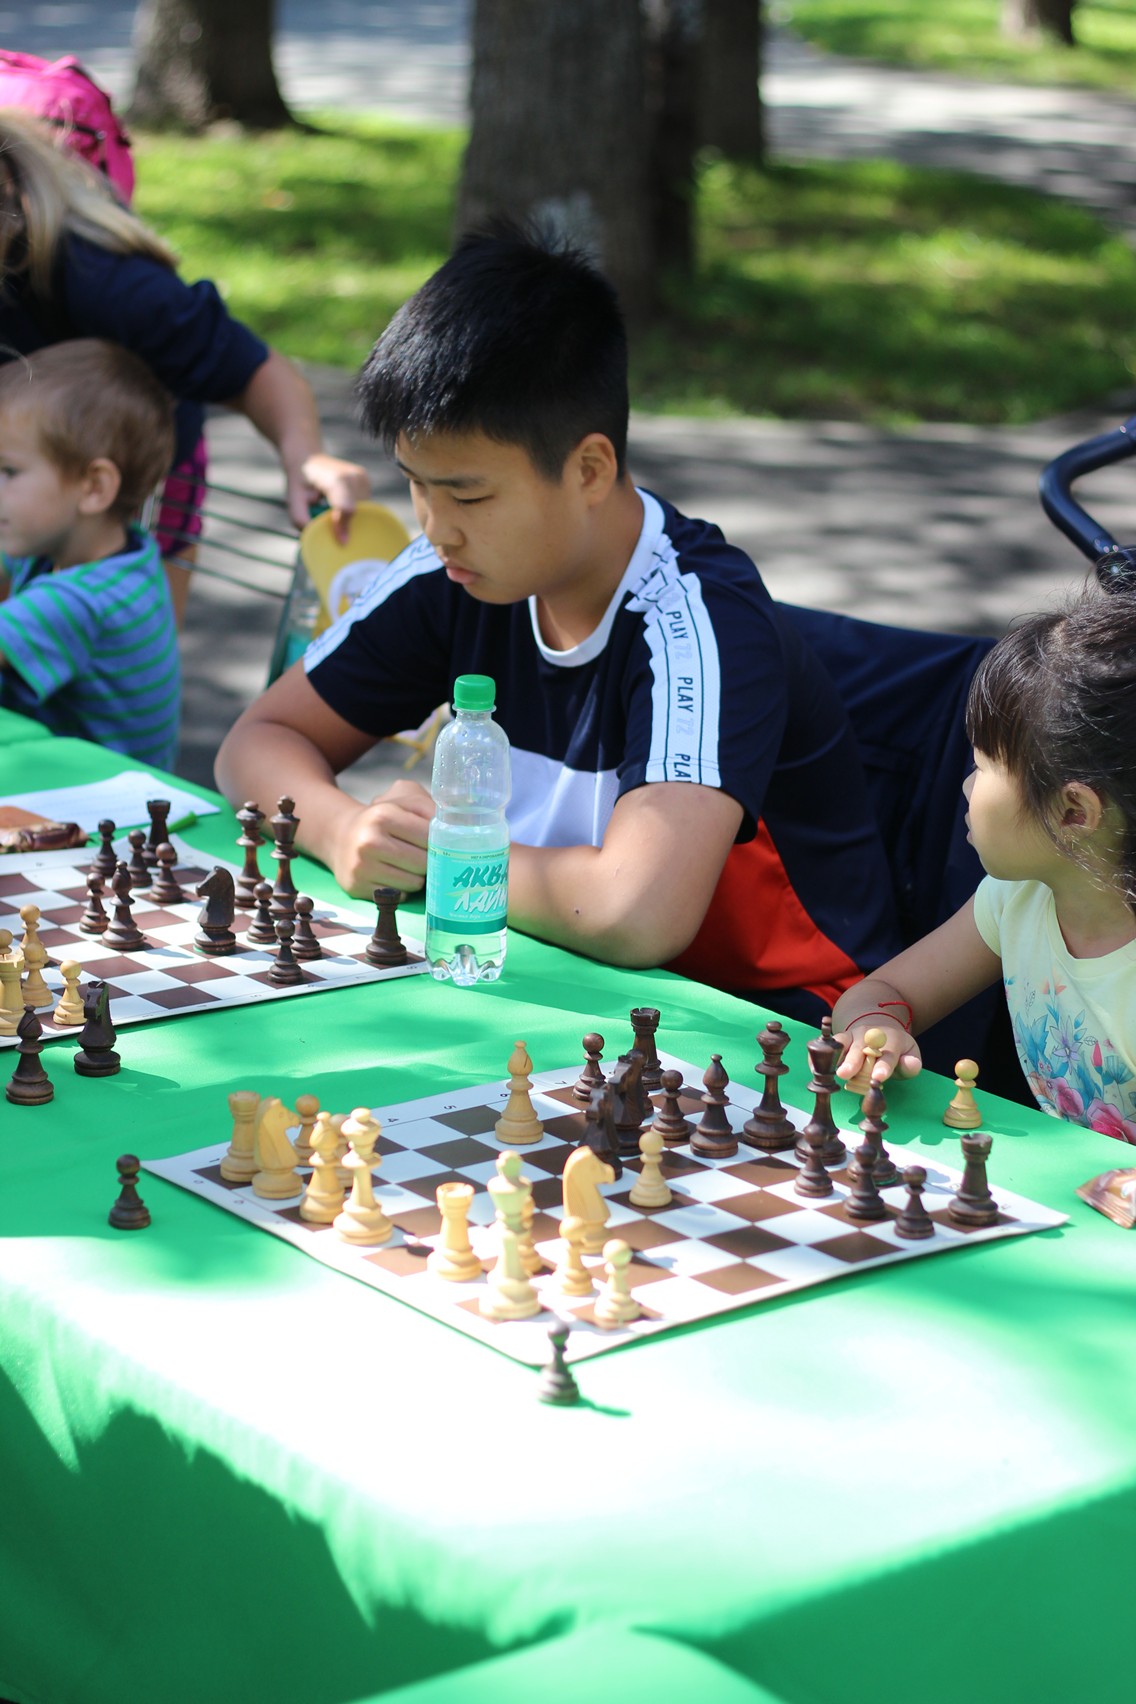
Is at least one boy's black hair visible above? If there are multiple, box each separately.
[966,589,1136,910]
[356,219,629,480]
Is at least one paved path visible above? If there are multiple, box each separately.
[11,4,1136,786]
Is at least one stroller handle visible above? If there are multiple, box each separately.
[1039,415,1136,563]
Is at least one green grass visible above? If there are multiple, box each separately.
[781,0,1136,88]
[134,118,1136,427]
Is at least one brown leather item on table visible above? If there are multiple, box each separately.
[0,808,87,853]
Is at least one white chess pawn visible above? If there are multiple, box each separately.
[594,1239,642,1328]
[52,961,85,1027]
[628,1123,672,1209]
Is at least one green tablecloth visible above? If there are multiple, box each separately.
[1,743,1134,1704]
[0,706,52,744]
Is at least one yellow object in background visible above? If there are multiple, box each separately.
[299,502,411,635]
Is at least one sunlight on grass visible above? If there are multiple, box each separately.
[133,119,1136,427]
[782,0,1136,89]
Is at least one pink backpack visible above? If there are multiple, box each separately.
[0,51,134,204]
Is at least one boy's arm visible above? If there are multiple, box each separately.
[831,898,1003,1084]
[215,664,435,893]
[509,783,744,967]
[217,668,743,960]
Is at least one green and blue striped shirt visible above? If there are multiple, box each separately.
[0,529,180,768]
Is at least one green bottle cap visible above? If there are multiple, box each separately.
[453,674,496,712]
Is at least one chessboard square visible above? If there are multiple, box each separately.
[1,887,79,914]
[418,1135,503,1170]
[449,1156,508,1189]
[605,1215,685,1253]
[758,1206,863,1245]
[646,1237,751,1278]
[369,1182,426,1219]
[379,1149,453,1186]
[517,1141,577,1175]
[187,973,268,1000]
[663,1166,758,1206]
[433,1105,506,1138]
[102,993,184,1022]
[99,969,186,996]
[530,1176,564,1211]
[723,1156,800,1186]
[714,1188,812,1224]
[540,1112,588,1142]
[387,1204,442,1239]
[813,1229,898,1264]
[37,905,87,929]
[705,1224,795,1259]
[929,1208,1012,1235]
[621,1272,723,1322]
[648,1201,750,1240]
[695,1260,785,1296]
[132,909,190,931]
[307,956,359,981]
[146,985,222,1010]
[161,959,240,984]
[363,1243,433,1278]
[643,1148,705,1178]
[751,1243,859,1286]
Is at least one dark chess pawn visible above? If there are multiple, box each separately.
[195,866,237,956]
[743,1019,797,1150]
[79,871,110,936]
[794,1120,835,1198]
[652,1067,693,1145]
[245,879,278,946]
[73,980,121,1078]
[895,1165,935,1240]
[126,828,152,888]
[581,1083,622,1180]
[103,861,146,951]
[6,1008,53,1105]
[109,1154,151,1230]
[691,1054,737,1158]
[365,886,408,967]
[844,1140,889,1223]
[947,1132,999,1228]
[144,798,171,866]
[291,895,323,960]
[150,843,186,906]
[537,1319,580,1405]
[629,1007,663,1091]
[795,1018,847,1169]
[91,818,118,879]
[268,917,305,987]
[234,801,265,910]
[572,1032,605,1102]
[859,1080,899,1188]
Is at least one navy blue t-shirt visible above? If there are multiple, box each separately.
[305,491,901,1008]
[0,235,268,465]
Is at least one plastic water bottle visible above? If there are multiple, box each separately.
[425,674,511,985]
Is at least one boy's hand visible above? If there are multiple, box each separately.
[329,778,435,898]
[834,1022,923,1086]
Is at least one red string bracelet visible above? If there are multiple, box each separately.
[841,1001,913,1034]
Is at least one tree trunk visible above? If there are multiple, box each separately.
[1001,0,1077,46]
[456,0,657,323]
[643,0,703,279]
[700,0,764,163]
[128,0,293,132]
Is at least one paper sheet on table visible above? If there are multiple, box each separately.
[0,771,220,834]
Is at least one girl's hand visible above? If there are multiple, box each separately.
[834,1022,923,1086]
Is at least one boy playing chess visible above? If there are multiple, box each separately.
[217,223,900,1018]
[0,339,180,767]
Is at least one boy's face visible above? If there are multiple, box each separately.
[394,429,600,612]
[0,409,88,566]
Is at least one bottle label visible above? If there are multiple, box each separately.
[426,845,509,933]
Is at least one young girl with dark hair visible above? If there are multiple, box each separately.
[832,586,1136,1141]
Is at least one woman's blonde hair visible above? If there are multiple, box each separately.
[0,107,175,295]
